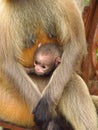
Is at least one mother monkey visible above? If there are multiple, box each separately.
[0,0,97,130]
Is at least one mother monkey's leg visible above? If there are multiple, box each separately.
[58,74,98,130]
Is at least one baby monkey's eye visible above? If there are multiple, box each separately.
[42,65,46,69]
[34,60,38,65]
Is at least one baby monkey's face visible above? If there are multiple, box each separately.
[34,54,55,76]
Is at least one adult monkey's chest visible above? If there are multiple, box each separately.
[17,1,62,67]
[19,29,59,67]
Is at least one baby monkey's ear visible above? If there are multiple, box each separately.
[55,57,61,67]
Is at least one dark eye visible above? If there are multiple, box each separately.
[34,60,38,65]
[42,65,46,69]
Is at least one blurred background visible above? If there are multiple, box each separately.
[82,0,98,95]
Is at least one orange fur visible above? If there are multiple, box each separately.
[0,73,34,127]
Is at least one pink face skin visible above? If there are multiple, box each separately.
[34,54,55,76]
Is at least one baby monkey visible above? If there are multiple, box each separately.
[26,43,62,76]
